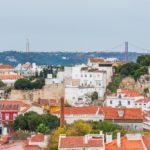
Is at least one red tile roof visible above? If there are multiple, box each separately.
[59,136,103,148]
[142,135,150,150]
[0,74,22,80]
[136,97,150,103]
[24,145,42,150]
[53,106,143,122]
[31,133,44,142]
[117,90,142,97]
[0,100,27,111]
[53,106,102,115]
[105,137,144,150]
[90,58,105,63]
[0,64,14,69]
[102,107,143,121]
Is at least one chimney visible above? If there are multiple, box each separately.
[84,135,89,144]
[117,132,121,147]
[3,127,8,136]
[60,97,65,127]
[106,133,112,144]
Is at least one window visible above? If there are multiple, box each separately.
[0,113,1,120]
[13,114,17,120]
[118,101,122,106]
[110,100,112,104]
[5,114,9,120]
[90,74,92,77]
[128,101,130,105]
[85,74,87,77]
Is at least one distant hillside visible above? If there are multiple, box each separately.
[0,51,145,66]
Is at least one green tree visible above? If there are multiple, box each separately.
[13,112,59,132]
[137,55,150,66]
[0,80,5,87]
[117,62,141,76]
[91,91,98,100]
[36,123,47,133]
[14,78,32,90]
[107,74,123,93]
[133,66,148,80]
[31,79,45,89]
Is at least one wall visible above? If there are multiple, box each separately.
[10,84,65,102]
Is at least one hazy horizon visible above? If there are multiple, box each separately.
[0,0,150,53]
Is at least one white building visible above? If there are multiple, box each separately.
[105,89,144,108]
[65,68,107,105]
[0,64,22,86]
[135,97,150,111]
[88,58,113,83]
[15,62,43,77]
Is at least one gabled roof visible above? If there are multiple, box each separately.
[53,106,103,115]
[106,135,150,150]
[117,90,142,97]
[53,106,143,121]
[59,136,103,148]
[89,58,105,63]
[102,107,143,121]
[142,135,150,150]
[0,64,14,69]
[0,74,22,80]
[0,100,27,111]
[136,97,150,103]
[31,133,44,142]
[105,137,144,150]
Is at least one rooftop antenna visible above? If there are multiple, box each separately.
[26,38,30,53]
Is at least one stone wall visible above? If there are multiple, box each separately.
[10,84,65,102]
[119,75,150,96]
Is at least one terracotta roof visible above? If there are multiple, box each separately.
[117,90,142,97]
[102,107,143,121]
[0,100,27,111]
[90,58,105,63]
[31,133,44,142]
[21,103,42,113]
[39,99,60,106]
[53,106,103,115]
[53,106,143,121]
[59,136,103,148]
[0,64,14,69]
[142,135,150,150]
[136,97,150,103]
[24,145,42,150]
[0,74,22,80]
[105,137,144,150]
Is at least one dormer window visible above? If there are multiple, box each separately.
[118,95,122,98]
[118,110,124,117]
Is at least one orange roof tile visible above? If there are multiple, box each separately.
[0,100,27,111]
[60,136,103,148]
[117,90,142,97]
[24,145,42,150]
[105,137,144,150]
[0,64,14,69]
[53,106,103,115]
[31,133,44,142]
[101,107,143,121]
[90,58,105,63]
[136,97,150,103]
[0,74,22,80]
[142,135,150,150]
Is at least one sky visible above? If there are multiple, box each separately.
[0,0,150,52]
